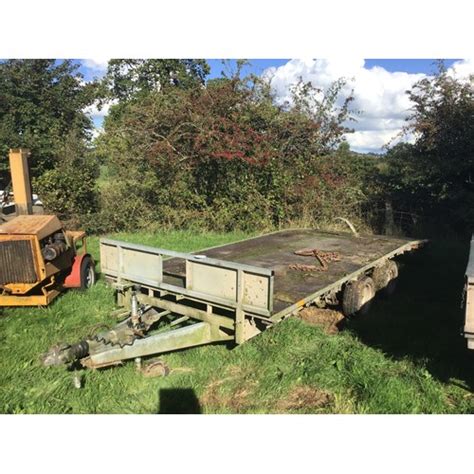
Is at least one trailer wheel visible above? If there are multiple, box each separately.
[80,255,96,290]
[342,277,375,316]
[372,260,398,296]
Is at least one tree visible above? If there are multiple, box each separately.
[0,59,98,178]
[96,71,365,232]
[103,59,210,102]
[407,62,473,163]
[34,130,100,227]
[384,63,474,233]
[287,78,355,153]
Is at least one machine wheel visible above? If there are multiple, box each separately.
[372,260,398,296]
[80,255,96,290]
[342,276,375,316]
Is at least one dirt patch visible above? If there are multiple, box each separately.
[277,385,334,412]
[139,359,170,377]
[297,307,345,334]
[201,380,256,412]
[201,366,257,413]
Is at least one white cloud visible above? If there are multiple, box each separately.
[90,126,104,141]
[346,129,417,152]
[447,58,474,82]
[84,100,116,119]
[263,59,473,153]
[82,58,109,73]
[84,99,118,134]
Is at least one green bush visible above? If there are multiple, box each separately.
[94,75,376,233]
[34,131,99,230]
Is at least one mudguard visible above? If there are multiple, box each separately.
[64,253,92,288]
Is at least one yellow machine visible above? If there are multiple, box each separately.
[0,149,95,307]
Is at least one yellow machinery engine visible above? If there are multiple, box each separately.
[0,149,94,307]
[0,215,95,306]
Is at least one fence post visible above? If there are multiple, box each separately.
[385,200,395,235]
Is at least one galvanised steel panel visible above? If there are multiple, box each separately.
[242,271,271,311]
[100,241,163,287]
[186,260,237,302]
[99,238,274,315]
[122,246,163,287]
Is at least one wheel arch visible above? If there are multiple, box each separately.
[64,253,94,288]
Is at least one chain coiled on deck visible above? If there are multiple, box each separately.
[289,248,341,272]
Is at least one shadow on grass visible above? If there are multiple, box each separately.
[346,237,474,390]
[157,388,202,414]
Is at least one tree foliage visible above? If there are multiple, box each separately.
[34,130,100,225]
[0,59,98,178]
[8,58,472,238]
[382,63,474,233]
[96,70,369,232]
[103,59,210,102]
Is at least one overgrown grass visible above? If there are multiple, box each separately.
[1,231,473,414]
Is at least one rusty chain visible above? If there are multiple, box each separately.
[289,248,341,272]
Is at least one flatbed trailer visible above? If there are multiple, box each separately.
[42,229,426,370]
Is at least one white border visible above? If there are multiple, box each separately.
[2,414,473,473]
[0,0,471,58]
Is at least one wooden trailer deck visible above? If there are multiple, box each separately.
[163,229,424,317]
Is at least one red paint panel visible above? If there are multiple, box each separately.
[63,254,87,288]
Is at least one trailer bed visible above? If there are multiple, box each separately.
[162,229,423,317]
[78,229,427,368]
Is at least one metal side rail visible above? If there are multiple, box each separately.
[100,238,275,344]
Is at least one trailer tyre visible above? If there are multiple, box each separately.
[372,260,398,296]
[342,276,375,316]
[80,255,96,290]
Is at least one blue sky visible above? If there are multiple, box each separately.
[79,58,460,81]
[80,58,471,153]
[206,59,459,78]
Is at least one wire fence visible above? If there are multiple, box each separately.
[361,206,426,237]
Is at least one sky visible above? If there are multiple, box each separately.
[80,58,472,154]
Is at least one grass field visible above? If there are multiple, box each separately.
[1,230,473,414]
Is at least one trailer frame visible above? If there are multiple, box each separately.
[42,229,427,370]
[64,229,426,370]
